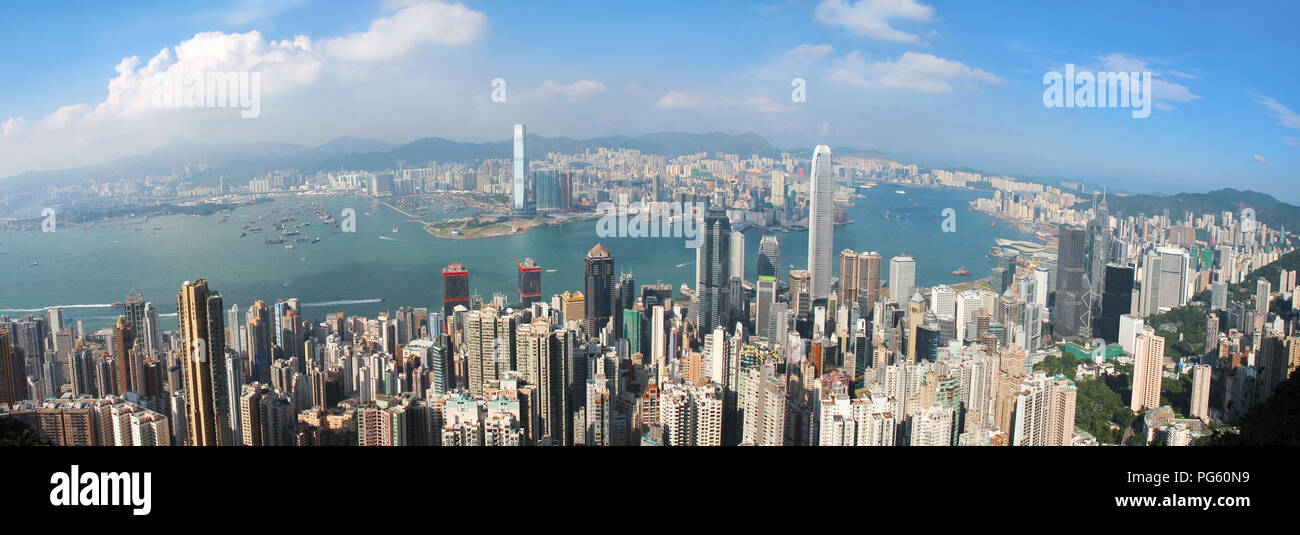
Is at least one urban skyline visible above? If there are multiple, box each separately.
[1,1,1298,201]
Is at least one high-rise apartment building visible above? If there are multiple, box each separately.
[177,279,229,446]
[1130,327,1165,412]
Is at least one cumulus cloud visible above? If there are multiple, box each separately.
[322,1,487,61]
[830,51,1002,93]
[814,0,936,43]
[0,117,26,140]
[516,80,607,103]
[0,0,487,176]
[1251,154,1268,163]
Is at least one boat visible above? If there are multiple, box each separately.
[895,190,905,194]
[545,269,558,273]
[282,244,295,249]
[29,260,39,267]
[112,302,124,307]
[295,238,309,242]
[239,232,247,238]
[392,225,399,233]
[312,237,321,243]
[265,237,284,244]
[953,267,971,275]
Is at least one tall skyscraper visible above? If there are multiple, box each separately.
[518,258,542,307]
[757,235,781,282]
[1190,364,1211,422]
[442,264,470,318]
[1053,225,1087,339]
[1210,280,1227,310]
[1130,327,1165,413]
[729,230,745,282]
[889,255,915,304]
[123,289,146,335]
[1140,247,1190,316]
[513,123,527,211]
[1255,278,1271,331]
[177,279,229,446]
[584,244,616,339]
[1098,264,1134,343]
[770,170,785,207]
[697,207,731,334]
[806,145,834,301]
[756,276,778,340]
[0,330,14,405]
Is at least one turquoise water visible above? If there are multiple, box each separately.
[0,187,1031,331]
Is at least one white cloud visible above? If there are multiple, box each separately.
[814,0,936,43]
[1,117,27,140]
[655,91,795,113]
[516,80,607,103]
[1252,154,1268,164]
[0,0,489,177]
[656,91,706,109]
[1250,92,1300,129]
[1285,137,1300,147]
[830,51,1002,93]
[1096,53,1201,107]
[323,1,487,61]
[790,43,835,60]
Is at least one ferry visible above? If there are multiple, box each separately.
[953,267,971,275]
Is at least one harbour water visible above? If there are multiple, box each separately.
[0,187,1033,331]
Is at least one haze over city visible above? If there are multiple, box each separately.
[1,0,1297,199]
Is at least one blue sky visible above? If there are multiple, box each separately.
[0,0,1297,200]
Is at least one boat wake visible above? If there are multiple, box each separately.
[0,303,116,312]
[301,298,384,307]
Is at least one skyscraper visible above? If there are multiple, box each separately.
[757,235,781,282]
[1098,264,1134,343]
[807,145,834,301]
[729,230,745,282]
[513,123,527,211]
[1190,364,1211,422]
[697,207,731,334]
[442,264,470,318]
[518,258,542,307]
[1053,225,1087,339]
[1130,327,1165,413]
[177,279,229,446]
[584,244,616,339]
[889,256,915,304]
[770,169,785,207]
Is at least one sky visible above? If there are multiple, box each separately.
[0,0,1297,200]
